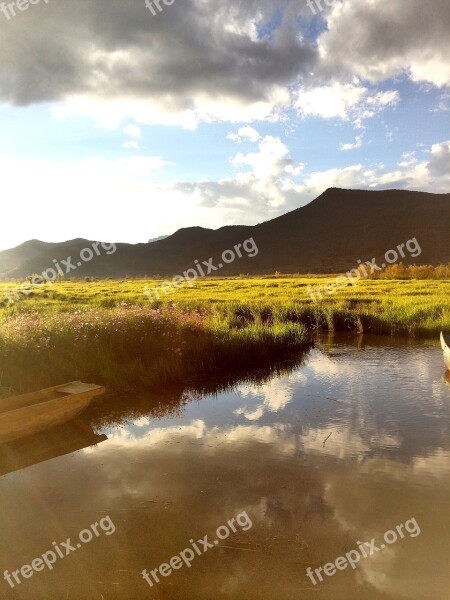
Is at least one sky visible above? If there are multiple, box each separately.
[0,0,449,251]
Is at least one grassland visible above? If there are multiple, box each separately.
[0,276,448,396]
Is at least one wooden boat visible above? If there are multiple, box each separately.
[440,332,450,371]
[0,382,105,444]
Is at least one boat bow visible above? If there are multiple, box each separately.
[441,332,450,371]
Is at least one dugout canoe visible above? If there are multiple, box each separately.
[0,382,105,444]
[440,332,450,371]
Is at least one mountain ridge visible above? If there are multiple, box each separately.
[1,188,449,279]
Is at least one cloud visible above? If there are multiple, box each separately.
[175,134,450,226]
[427,140,450,176]
[122,141,140,150]
[0,0,447,134]
[318,0,450,87]
[231,135,293,178]
[123,125,142,139]
[295,82,399,125]
[362,140,450,190]
[0,0,315,127]
[227,126,261,143]
[176,133,306,216]
[339,135,363,151]
[234,371,305,421]
[296,82,367,120]
[1,135,449,251]
[122,122,142,148]
[432,91,450,113]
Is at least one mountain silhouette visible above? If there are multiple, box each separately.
[1,188,449,279]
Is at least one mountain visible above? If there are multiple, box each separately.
[1,188,449,279]
[148,235,169,243]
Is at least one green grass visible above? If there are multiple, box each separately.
[0,277,448,395]
[1,276,448,334]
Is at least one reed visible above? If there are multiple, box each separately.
[0,276,448,395]
[0,303,310,395]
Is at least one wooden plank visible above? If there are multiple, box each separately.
[56,382,103,395]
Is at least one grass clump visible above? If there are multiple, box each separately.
[0,303,310,395]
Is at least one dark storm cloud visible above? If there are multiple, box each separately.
[0,0,316,107]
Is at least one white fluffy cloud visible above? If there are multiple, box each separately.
[176,130,307,216]
[226,126,261,143]
[428,141,450,176]
[362,140,450,190]
[231,135,292,179]
[176,135,450,225]
[295,82,399,125]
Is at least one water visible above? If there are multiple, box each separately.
[0,336,449,599]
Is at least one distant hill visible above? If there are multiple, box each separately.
[1,188,449,279]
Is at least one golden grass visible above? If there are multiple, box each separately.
[0,276,448,395]
[1,276,448,334]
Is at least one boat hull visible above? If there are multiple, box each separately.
[444,348,450,371]
[0,383,105,444]
[440,332,450,371]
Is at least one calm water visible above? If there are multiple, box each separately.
[1,336,449,599]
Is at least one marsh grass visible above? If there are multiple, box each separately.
[0,277,448,395]
[0,302,310,395]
